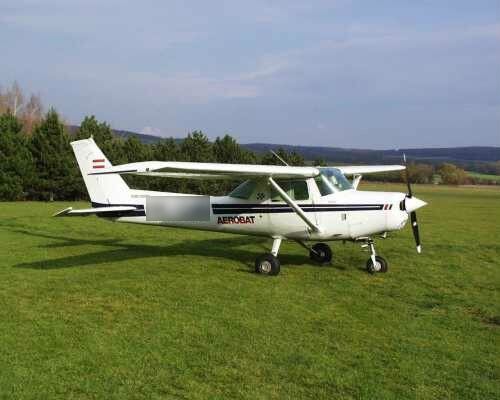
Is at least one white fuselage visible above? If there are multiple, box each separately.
[105,179,409,242]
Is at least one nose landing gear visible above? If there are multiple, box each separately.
[360,238,388,274]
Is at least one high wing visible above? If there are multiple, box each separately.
[88,161,320,179]
[334,165,405,175]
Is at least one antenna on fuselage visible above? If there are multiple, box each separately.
[270,150,289,166]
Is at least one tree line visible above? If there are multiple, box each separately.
[1,82,494,202]
[0,107,311,201]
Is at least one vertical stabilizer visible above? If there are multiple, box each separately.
[71,138,131,205]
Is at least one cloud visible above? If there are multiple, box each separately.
[141,126,162,136]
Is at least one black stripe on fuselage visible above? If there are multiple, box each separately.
[89,202,384,217]
[211,204,383,214]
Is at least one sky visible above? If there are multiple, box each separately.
[1,0,499,149]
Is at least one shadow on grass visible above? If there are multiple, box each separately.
[9,226,312,271]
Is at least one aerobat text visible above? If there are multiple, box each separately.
[217,216,256,224]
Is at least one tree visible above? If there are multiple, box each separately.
[406,163,434,184]
[0,112,35,200]
[29,109,79,200]
[76,115,117,160]
[437,163,468,185]
[20,94,43,135]
[313,158,327,166]
[153,138,181,162]
[260,147,305,166]
[4,81,24,117]
[181,131,213,162]
[117,136,153,190]
[0,82,44,134]
[213,134,256,164]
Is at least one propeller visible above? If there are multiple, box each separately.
[402,154,424,253]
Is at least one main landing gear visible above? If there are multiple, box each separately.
[309,243,332,264]
[361,238,388,274]
[255,238,334,276]
[255,237,282,276]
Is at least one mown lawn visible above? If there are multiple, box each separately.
[0,184,499,399]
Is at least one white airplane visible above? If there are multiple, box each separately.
[54,138,427,276]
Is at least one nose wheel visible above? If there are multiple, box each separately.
[360,238,389,274]
[366,255,388,273]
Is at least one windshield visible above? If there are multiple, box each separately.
[315,168,353,196]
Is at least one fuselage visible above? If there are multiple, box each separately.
[102,179,410,242]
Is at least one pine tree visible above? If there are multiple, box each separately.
[0,112,35,200]
[30,108,78,200]
[76,115,115,157]
[260,147,305,166]
[181,131,213,162]
[213,134,256,164]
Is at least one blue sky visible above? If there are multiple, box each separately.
[1,0,499,148]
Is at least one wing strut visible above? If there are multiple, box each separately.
[268,177,322,233]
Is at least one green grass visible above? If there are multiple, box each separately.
[0,184,499,399]
[467,171,500,182]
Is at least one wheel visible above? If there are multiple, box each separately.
[366,256,388,274]
[255,253,281,276]
[309,243,332,264]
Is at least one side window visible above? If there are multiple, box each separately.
[271,180,309,201]
[229,180,256,199]
[292,180,309,200]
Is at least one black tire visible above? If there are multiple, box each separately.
[309,243,332,264]
[255,253,280,276]
[366,256,388,274]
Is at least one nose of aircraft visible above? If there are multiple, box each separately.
[404,196,427,213]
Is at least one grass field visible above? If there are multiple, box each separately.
[467,171,500,183]
[0,184,499,399]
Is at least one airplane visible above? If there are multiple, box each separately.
[54,137,427,276]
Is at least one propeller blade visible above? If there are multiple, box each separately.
[410,211,421,253]
[403,153,413,198]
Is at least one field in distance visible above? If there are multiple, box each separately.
[0,184,498,399]
[467,171,500,183]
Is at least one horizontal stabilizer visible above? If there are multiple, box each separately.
[53,206,138,217]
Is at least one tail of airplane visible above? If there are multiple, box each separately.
[71,137,131,206]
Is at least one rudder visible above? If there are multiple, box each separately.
[71,137,131,205]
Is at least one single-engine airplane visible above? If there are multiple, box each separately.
[54,138,427,275]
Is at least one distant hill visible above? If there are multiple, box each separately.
[243,143,500,164]
[68,125,500,164]
[67,125,163,144]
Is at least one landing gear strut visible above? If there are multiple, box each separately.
[361,238,388,274]
[255,237,281,276]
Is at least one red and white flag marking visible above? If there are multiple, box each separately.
[92,159,105,169]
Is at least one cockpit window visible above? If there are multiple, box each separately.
[271,180,309,201]
[315,168,352,196]
[229,180,256,199]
